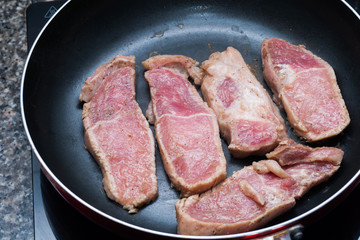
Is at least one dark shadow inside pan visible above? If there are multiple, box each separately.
[23,0,360,235]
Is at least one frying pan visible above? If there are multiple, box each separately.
[21,0,360,239]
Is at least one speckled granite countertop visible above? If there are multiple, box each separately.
[1,0,38,239]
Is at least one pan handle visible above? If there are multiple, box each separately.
[254,225,304,240]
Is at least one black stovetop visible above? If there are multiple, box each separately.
[28,1,360,239]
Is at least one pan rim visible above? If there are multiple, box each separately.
[20,0,360,238]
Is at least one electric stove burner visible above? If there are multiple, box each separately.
[28,1,360,239]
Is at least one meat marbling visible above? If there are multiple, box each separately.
[261,38,350,141]
[200,47,287,158]
[175,139,343,235]
[142,55,227,198]
[81,55,157,213]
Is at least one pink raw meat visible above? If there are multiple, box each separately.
[261,38,350,141]
[176,140,342,235]
[200,47,287,158]
[81,55,157,213]
[143,55,226,197]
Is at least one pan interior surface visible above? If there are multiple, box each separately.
[23,0,360,236]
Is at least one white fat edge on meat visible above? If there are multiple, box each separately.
[216,77,275,118]
[255,168,292,206]
[145,100,155,125]
[235,162,293,208]
[253,160,290,178]
[204,55,274,115]
[223,98,277,125]
[238,179,266,206]
[276,64,296,88]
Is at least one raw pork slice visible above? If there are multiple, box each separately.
[261,38,350,141]
[79,55,135,102]
[175,141,343,235]
[142,55,227,197]
[266,138,343,167]
[200,47,287,158]
[81,55,157,213]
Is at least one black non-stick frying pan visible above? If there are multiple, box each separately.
[22,0,360,239]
